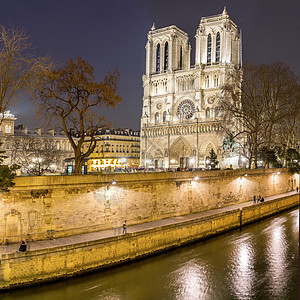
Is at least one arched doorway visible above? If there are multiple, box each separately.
[170,137,193,168]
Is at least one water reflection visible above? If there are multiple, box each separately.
[291,209,299,233]
[265,217,289,299]
[171,261,209,300]
[229,234,255,300]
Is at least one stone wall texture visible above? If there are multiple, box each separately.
[0,168,298,243]
[0,193,298,290]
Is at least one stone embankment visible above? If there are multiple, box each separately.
[0,191,298,290]
[0,168,298,243]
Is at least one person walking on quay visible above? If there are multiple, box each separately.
[253,195,256,204]
[257,195,261,203]
[296,187,299,193]
[123,220,127,234]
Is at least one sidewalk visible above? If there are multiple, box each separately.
[0,191,298,255]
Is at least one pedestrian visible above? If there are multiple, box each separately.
[26,237,30,250]
[261,197,264,202]
[122,220,127,234]
[297,187,299,193]
[253,195,256,204]
[258,195,261,203]
[19,241,27,252]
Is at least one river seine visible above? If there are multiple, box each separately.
[2,207,299,300]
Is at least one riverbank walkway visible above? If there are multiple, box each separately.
[1,191,299,255]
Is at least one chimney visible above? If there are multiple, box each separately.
[36,128,41,135]
[48,129,54,136]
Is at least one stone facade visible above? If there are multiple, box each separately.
[140,8,242,169]
[0,169,297,243]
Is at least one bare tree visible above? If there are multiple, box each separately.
[34,57,122,174]
[10,138,62,176]
[0,25,52,122]
[278,84,300,166]
[220,63,299,169]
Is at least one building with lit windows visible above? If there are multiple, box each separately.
[0,111,73,174]
[83,128,140,172]
[140,8,242,169]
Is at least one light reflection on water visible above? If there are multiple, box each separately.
[229,235,256,300]
[1,208,299,300]
[171,261,209,300]
[265,217,289,298]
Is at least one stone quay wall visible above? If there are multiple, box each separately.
[0,193,298,290]
[0,168,298,243]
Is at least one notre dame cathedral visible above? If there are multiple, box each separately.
[140,8,242,169]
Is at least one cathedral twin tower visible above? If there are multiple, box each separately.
[140,8,241,169]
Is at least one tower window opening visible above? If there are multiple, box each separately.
[179,46,183,69]
[216,32,220,63]
[164,42,168,71]
[156,44,160,73]
[207,34,211,65]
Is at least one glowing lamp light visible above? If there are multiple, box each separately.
[111,179,116,185]
[170,159,175,164]
[276,172,281,175]
[193,176,199,181]
[190,158,195,164]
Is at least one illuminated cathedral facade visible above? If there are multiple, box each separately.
[140,8,242,169]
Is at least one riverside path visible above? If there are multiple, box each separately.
[0,191,298,256]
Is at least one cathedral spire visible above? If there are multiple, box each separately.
[151,23,156,31]
[222,6,228,16]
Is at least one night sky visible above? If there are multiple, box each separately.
[1,0,299,131]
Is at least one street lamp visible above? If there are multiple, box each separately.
[107,179,117,190]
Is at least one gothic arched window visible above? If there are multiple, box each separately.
[163,111,167,122]
[216,32,220,63]
[207,34,211,64]
[155,112,159,123]
[205,75,209,88]
[206,107,210,118]
[164,42,168,71]
[215,107,219,117]
[179,46,183,69]
[156,44,160,73]
[213,74,219,87]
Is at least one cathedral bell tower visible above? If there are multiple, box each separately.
[195,7,240,67]
[140,8,241,169]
